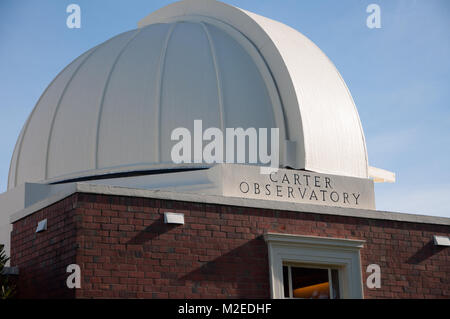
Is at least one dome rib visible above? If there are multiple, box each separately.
[156,23,177,163]
[201,22,225,132]
[44,48,100,180]
[11,117,29,187]
[94,29,142,169]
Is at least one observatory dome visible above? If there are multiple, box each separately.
[8,0,368,190]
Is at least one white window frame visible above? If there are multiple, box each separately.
[282,263,341,299]
[264,233,365,299]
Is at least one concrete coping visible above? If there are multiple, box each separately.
[9,182,450,227]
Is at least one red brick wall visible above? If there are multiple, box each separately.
[10,196,78,298]
[11,192,450,298]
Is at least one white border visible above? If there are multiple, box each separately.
[264,233,365,299]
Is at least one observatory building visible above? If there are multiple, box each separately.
[0,0,448,299]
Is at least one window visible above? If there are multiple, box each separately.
[264,233,365,299]
[282,264,341,299]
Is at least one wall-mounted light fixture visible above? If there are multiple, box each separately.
[433,235,450,247]
[36,219,47,233]
[163,212,184,225]
[1,266,19,275]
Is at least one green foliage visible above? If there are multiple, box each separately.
[0,245,16,299]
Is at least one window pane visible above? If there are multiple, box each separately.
[282,266,290,298]
[290,267,330,299]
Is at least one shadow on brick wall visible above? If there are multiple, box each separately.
[177,237,270,298]
[126,215,179,245]
[407,240,447,264]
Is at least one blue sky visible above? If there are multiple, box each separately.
[0,0,449,217]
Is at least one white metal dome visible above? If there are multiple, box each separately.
[8,0,369,190]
